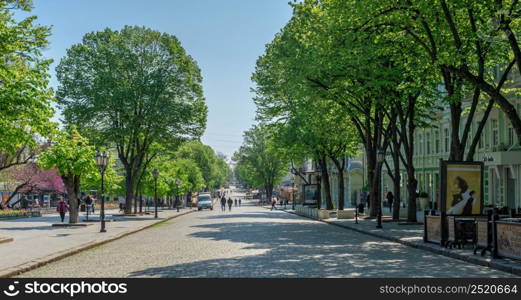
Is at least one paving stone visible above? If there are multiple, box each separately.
[18,197,514,278]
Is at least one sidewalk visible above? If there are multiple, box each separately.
[0,208,196,277]
[273,206,521,276]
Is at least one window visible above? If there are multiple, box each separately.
[444,128,449,153]
[492,119,499,147]
[434,130,440,154]
[478,121,484,149]
[426,132,431,155]
[508,125,514,146]
[419,134,423,155]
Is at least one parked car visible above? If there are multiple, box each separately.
[197,193,213,211]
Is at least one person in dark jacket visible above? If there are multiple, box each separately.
[227,197,233,211]
[220,196,226,212]
[84,194,93,213]
[386,191,394,213]
[56,197,69,222]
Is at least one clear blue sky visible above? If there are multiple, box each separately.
[30,0,293,159]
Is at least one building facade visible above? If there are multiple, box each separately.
[383,69,521,213]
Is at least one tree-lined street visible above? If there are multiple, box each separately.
[18,188,511,278]
[2,0,521,282]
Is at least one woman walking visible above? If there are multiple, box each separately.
[56,197,69,223]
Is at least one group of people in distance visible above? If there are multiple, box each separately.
[220,195,241,212]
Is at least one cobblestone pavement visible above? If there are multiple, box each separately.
[0,208,193,276]
[18,194,513,278]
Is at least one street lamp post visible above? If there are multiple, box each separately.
[175,178,181,212]
[376,148,385,229]
[95,151,109,233]
[153,168,159,219]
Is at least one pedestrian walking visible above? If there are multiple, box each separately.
[220,196,226,212]
[84,194,94,213]
[239,198,242,207]
[386,191,394,213]
[227,197,233,211]
[270,197,276,211]
[234,198,238,207]
[118,196,126,212]
[56,197,69,222]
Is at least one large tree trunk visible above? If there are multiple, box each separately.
[331,158,345,210]
[133,193,138,214]
[442,69,466,161]
[369,162,383,219]
[392,155,401,221]
[386,125,402,221]
[338,169,345,210]
[124,167,134,214]
[265,185,273,203]
[62,174,80,224]
[318,157,334,210]
[366,150,377,217]
[406,172,418,223]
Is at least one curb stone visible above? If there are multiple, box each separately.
[0,210,195,278]
[271,207,521,276]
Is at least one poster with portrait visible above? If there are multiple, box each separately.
[440,161,484,216]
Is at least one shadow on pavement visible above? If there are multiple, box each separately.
[0,225,57,231]
[0,215,60,224]
[128,215,506,278]
[201,211,297,221]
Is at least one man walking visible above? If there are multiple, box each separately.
[227,197,233,212]
[386,191,394,213]
[220,195,226,212]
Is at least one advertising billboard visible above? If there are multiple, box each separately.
[303,184,319,206]
[440,161,484,216]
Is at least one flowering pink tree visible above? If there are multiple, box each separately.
[1,164,65,208]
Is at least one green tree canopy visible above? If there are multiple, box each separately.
[175,141,229,190]
[38,126,97,223]
[233,125,288,201]
[56,26,207,213]
[0,0,55,171]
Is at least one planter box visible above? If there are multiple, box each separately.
[295,205,318,219]
[318,209,331,219]
[337,209,356,219]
